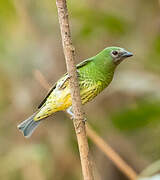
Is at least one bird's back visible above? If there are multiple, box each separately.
[78,60,114,104]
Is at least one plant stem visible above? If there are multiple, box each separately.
[86,124,138,180]
[56,0,94,179]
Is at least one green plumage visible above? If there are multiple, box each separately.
[18,46,133,137]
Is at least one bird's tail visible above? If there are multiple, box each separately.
[17,113,41,138]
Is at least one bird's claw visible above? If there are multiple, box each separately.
[82,117,87,123]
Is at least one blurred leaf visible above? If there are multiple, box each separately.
[146,35,160,73]
[0,0,16,24]
[139,160,160,177]
[138,175,160,180]
[70,6,129,38]
[111,100,160,131]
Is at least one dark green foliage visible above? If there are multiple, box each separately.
[72,8,128,38]
[112,100,160,131]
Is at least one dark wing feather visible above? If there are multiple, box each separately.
[76,58,93,69]
[38,73,69,109]
[38,82,57,109]
[38,58,93,109]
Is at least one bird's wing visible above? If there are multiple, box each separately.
[38,82,57,109]
[76,58,93,69]
[38,73,68,109]
[38,58,93,109]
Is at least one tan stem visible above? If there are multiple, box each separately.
[56,0,94,180]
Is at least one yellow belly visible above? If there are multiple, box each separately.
[34,82,99,121]
[34,87,72,121]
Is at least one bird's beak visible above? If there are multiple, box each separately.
[122,51,133,58]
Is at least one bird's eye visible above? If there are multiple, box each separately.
[112,50,118,56]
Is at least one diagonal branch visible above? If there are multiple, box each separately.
[56,0,94,180]
[86,124,138,180]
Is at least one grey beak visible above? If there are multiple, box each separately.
[122,51,133,58]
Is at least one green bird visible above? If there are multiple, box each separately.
[18,46,133,137]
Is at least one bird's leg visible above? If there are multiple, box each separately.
[66,106,87,123]
[66,106,75,120]
[82,117,87,123]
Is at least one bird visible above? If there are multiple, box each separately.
[17,46,133,138]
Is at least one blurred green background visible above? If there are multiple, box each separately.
[1,0,160,179]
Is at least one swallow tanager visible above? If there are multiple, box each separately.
[18,46,133,137]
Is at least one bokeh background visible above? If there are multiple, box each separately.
[1,0,160,179]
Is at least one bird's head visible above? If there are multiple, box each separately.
[102,46,133,65]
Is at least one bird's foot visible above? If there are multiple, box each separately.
[66,106,75,119]
[66,106,87,123]
[82,117,87,123]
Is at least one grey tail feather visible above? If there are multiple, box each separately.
[17,113,41,138]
